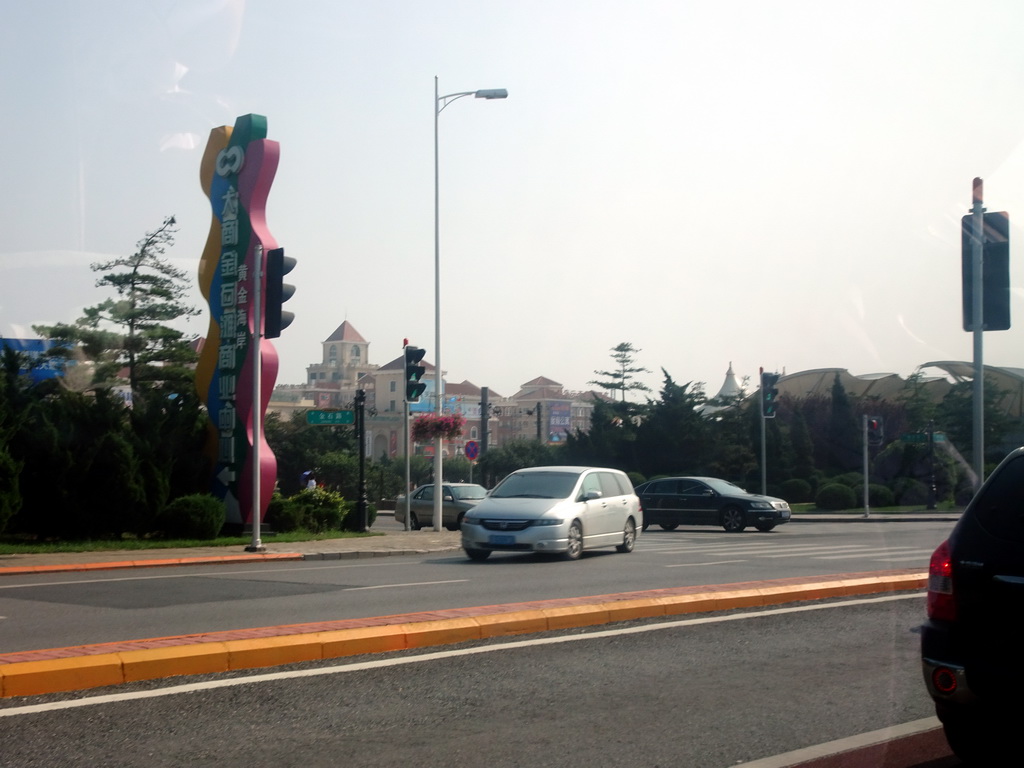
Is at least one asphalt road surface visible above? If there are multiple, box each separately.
[0,593,946,767]
[0,522,950,653]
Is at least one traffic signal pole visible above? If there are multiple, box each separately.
[970,178,985,486]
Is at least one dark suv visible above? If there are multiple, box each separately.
[921,446,1024,763]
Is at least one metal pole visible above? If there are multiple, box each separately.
[862,415,870,518]
[403,399,411,531]
[355,389,368,532]
[433,75,444,532]
[246,244,266,552]
[927,419,937,510]
[759,367,767,496]
[970,177,985,486]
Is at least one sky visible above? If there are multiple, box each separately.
[3,0,1024,400]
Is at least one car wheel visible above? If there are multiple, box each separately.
[564,520,583,560]
[659,523,679,531]
[409,513,421,531]
[616,518,637,553]
[754,522,776,532]
[721,507,746,532]
[940,709,1008,763]
[444,514,462,532]
[465,548,490,562]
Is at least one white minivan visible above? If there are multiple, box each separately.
[460,466,642,561]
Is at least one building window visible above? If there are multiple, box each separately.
[329,345,337,360]
[389,400,396,412]
[470,427,478,439]
[352,346,361,360]
[389,381,396,393]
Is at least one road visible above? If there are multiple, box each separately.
[0,594,955,767]
[0,522,951,652]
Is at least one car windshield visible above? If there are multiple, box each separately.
[703,478,748,496]
[451,485,487,501]
[490,471,579,500]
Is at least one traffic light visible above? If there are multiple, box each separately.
[961,211,1010,332]
[264,247,296,339]
[761,372,780,418]
[404,345,426,402]
[867,417,884,446]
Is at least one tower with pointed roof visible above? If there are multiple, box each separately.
[305,321,376,407]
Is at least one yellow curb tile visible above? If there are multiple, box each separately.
[120,643,230,682]
[473,610,549,639]
[709,589,766,610]
[656,593,721,616]
[319,625,408,658]
[224,635,324,671]
[756,585,812,606]
[541,604,610,630]
[401,618,482,649]
[1,654,124,698]
[600,599,665,622]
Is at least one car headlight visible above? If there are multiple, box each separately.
[462,516,482,526]
[750,502,772,509]
[533,518,564,527]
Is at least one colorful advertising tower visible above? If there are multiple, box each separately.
[196,114,281,525]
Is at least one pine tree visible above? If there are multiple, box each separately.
[589,342,652,402]
[34,216,199,402]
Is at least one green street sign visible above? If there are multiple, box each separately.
[900,432,946,443]
[306,409,355,426]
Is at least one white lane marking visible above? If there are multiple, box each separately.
[732,716,942,768]
[0,592,924,719]
[665,560,747,567]
[814,549,925,560]
[651,544,870,556]
[343,580,467,591]
[0,562,401,590]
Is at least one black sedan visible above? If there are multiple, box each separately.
[634,476,791,532]
[921,447,1024,763]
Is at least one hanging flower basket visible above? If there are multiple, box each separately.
[412,412,465,442]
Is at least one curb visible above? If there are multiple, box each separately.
[0,569,926,699]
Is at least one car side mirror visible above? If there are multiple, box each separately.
[583,490,602,501]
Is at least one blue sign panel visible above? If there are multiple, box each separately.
[0,338,69,383]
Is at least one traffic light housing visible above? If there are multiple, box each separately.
[867,416,884,446]
[264,247,296,339]
[404,345,426,402]
[961,211,1010,332]
[761,372,780,418]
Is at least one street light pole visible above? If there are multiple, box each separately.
[432,76,507,531]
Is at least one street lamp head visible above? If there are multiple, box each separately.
[474,88,508,100]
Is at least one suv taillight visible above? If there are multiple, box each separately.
[927,539,956,621]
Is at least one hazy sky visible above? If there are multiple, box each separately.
[2,0,1023,399]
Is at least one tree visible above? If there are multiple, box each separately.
[590,342,651,402]
[34,216,199,402]
[633,371,710,477]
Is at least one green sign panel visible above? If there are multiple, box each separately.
[900,432,946,443]
[306,409,355,426]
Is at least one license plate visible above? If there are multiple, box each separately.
[488,534,515,546]
[781,510,791,519]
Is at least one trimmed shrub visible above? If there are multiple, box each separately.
[892,477,931,506]
[341,500,379,530]
[157,494,226,540]
[266,492,304,533]
[855,483,895,508]
[815,483,856,511]
[831,472,865,489]
[626,471,646,489]
[281,487,345,533]
[779,478,812,503]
